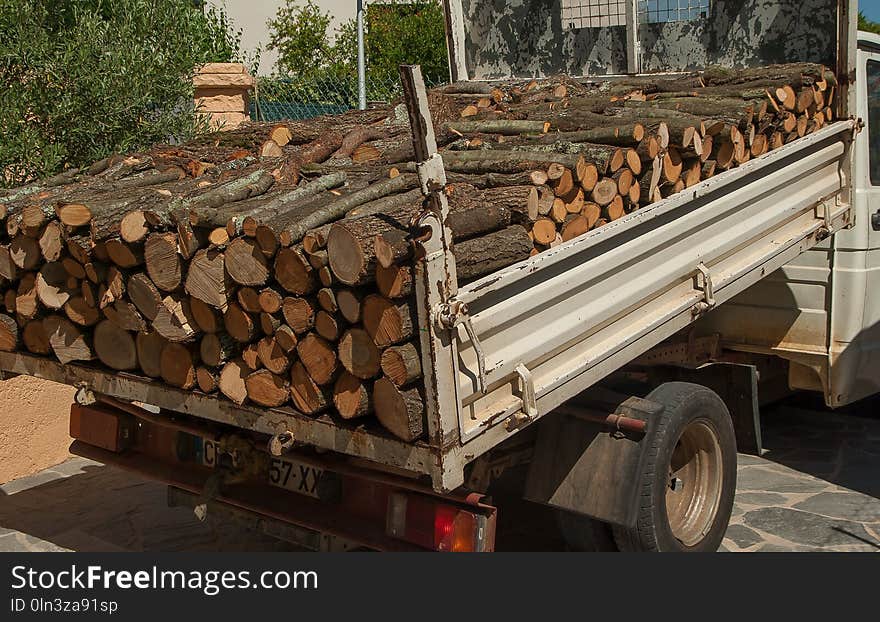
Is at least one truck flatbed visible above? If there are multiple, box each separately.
[0,119,856,492]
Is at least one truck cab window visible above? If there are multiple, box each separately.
[869,60,880,186]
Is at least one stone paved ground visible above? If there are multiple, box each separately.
[721,396,880,552]
[0,396,877,552]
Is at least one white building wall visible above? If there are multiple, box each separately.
[208,1,357,75]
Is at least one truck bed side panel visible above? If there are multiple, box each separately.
[449,123,853,465]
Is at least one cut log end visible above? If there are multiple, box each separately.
[219,359,250,405]
[160,342,196,389]
[245,369,290,407]
[374,377,425,442]
[333,372,371,419]
[380,343,422,387]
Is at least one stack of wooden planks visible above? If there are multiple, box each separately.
[0,63,839,442]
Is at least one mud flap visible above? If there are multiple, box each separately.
[650,362,763,456]
[523,390,662,528]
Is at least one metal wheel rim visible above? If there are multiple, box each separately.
[665,419,723,547]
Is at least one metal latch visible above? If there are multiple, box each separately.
[816,195,836,237]
[506,364,538,431]
[817,189,846,237]
[692,263,716,316]
[436,300,487,394]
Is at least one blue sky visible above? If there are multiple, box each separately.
[863,0,880,22]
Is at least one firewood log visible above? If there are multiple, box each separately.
[374,377,425,442]
[200,332,239,367]
[136,331,166,377]
[281,296,315,334]
[43,315,93,364]
[338,328,381,380]
[266,174,417,246]
[362,295,414,348]
[314,310,340,342]
[274,246,316,295]
[63,296,100,327]
[103,300,147,332]
[186,249,232,310]
[380,343,422,387]
[225,238,269,287]
[257,335,291,374]
[333,372,372,419]
[189,297,222,333]
[289,360,331,414]
[127,273,161,321]
[141,232,180,292]
[38,221,65,262]
[0,313,19,351]
[196,367,219,393]
[336,289,362,324]
[296,332,337,385]
[22,319,50,354]
[219,358,250,405]
[153,294,199,343]
[245,369,290,407]
[258,288,283,314]
[35,262,74,310]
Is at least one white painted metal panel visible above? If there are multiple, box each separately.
[450,122,854,449]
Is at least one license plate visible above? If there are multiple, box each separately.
[201,439,325,499]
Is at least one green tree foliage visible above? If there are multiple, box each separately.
[859,10,880,35]
[363,1,448,86]
[267,0,338,80]
[265,0,448,104]
[0,0,243,186]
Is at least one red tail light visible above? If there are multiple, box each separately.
[387,492,490,552]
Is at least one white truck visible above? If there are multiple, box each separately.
[0,0,873,552]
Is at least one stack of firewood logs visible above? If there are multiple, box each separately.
[0,64,838,442]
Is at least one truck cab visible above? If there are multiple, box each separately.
[694,29,880,408]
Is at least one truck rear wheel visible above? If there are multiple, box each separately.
[612,382,736,552]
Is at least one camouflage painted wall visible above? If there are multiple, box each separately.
[458,0,838,79]
[639,0,838,73]
[460,0,628,79]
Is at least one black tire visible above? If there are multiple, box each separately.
[612,382,736,552]
[556,510,618,552]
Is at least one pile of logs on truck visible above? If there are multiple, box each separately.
[0,63,839,443]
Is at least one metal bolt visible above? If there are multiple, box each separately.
[194,504,208,522]
[268,431,295,457]
[74,386,97,406]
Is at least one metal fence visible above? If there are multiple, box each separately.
[251,72,447,122]
[561,1,628,28]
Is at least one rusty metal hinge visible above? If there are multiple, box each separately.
[435,300,487,394]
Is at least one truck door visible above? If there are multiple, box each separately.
[822,36,880,405]
[859,45,880,245]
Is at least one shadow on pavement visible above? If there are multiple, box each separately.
[758,393,880,499]
[0,459,298,552]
